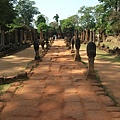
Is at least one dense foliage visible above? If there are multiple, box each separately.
[0,0,16,28]
[0,0,119,35]
[0,0,39,30]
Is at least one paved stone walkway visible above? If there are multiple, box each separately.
[0,39,120,120]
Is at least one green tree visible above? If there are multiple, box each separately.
[37,22,49,34]
[0,0,16,27]
[53,14,59,23]
[98,0,120,12]
[49,22,58,28]
[15,0,39,27]
[97,0,120,34]
[94,4,108,30]
[78,6,96,29]
[60,18,74,35]
[35,14,46,27]
[67,15,79,26]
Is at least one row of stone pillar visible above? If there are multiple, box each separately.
[80,29,96,43]
[0,26,37,46]
[65,29,96,79]
[80,29,106,44]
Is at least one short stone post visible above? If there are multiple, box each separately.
[87,41,96,79]
[74,30,81,61]
[68,37,71,50]
[34,40,42,61]
[45,34,49,50]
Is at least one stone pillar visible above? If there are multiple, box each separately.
[93,30,96,42]
[71,36,75,53]
[98,29,101,46]
[40,29,43,39]
[86,29,90,42]
[15,29,18,44]
[1,29,5,46]
[90,30,93,42]
[34,29,37,41]
[24,31,27,43]
[81,30,83,41]
[11,30,15,44]
[4,32,9,45]
[74,30,81,61]
[20,30,23,43]
[29,30,33,41]
[0,26,1,33]
[0,26,1,45]
[101,29,106,42]
[83,30,86,42]
[9,32,12,44]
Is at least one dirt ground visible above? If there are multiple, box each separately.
[0,45,35,76]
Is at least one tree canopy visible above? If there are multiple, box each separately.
[35,14,46,27]
[15,0,39,27]
[78,6,96,30]
[0,0,16,27]
[0,0,119,35]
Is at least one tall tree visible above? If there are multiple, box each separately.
[78,6,96,29]
[37,22,49,36]
[94,4,109,30]
[60,18,74,35]
[53,14,59,26]
[15,0,39,27]
[0,0,16,27]
[49,22,58,28]
[35,14,46,27]
[97,0,120,33]
[68,15,79,26]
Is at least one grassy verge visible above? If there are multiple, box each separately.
[0,84,11,95]
[96,47,120,63]
[81,43,120,63]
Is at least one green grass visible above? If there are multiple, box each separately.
[0,84,11,95]
[96,49,120,63]
[0,85,4,91]
[81,43,120,63]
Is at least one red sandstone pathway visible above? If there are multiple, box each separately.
[0,39,120,120]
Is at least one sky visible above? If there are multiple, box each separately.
[34,0,100,23]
